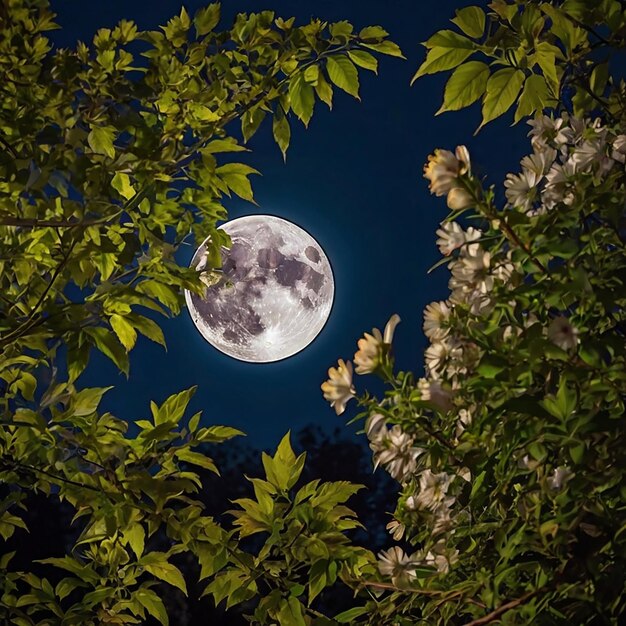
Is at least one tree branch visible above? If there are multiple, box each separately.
[462,588,545,626]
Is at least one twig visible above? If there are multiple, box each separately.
[462,588,544,626]
[0,459,101,493]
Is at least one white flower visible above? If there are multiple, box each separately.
[424,146,471,197]
[386,518,405,541]
[455,407,472,439]
[365,413,386,442]
[547,316,579,352]
[446,186,473,210]
[423,301,452,341]
[451,244,493,294]
[377,546,418,586]
[504,169,541,212]
[547,466,573,491]
[527,115,572,148]
[543,160,577,208]
[353,314,401,375]
[417,378,454,412]
[383,313,402,344]
[353,330,381,375]
[570,138,609,172]
[424,340,456,379]
[414,469,454,512]
[520,148,557,177]
[424,541,459,574]
[321,359,355,415]
[430,505,454,537]
[611,134,626,163]
[373,424,423,483]
[435,222,481,256]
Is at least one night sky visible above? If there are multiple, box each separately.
[50,1,529,448]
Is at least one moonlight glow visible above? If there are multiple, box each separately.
[185,215,334,362]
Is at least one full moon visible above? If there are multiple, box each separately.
[185,215,334,363]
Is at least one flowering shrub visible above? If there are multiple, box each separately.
[322,2,626,623]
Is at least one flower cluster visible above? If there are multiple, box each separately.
[505,114,625,214]
[321,114,624,591]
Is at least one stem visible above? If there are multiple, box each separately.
[1,459,101,493]
[0,238,78,346]
[462,588,545,626]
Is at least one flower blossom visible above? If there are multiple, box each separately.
[450,244,493,294]
[527,115,572,149]
[611,134,626,163]
[321,359,355,415]
[423,300,452,341]
[435,221,481,256]
[413,469,455,512]
[377,546,418,586]
[417,378,454,412]
[446,186,473,210]
[547,316,579,352]
[547,466,573,491]
[353,314,401,374]
[424,145,471,197]
[504,169,541,212]
[386,518,405,541]
[371,424,423,483]
[424,541,459,574]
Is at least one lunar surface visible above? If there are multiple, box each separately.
[185,215,334,362]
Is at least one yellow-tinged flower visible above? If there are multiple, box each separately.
[354,314,401,374]
[424,145,471,197]
[321,359,355,415]
[446,186,473,210]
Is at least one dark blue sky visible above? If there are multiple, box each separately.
[51,1,528,447]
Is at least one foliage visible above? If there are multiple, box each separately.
[320,1,626,624]
[0,1,402,623]
[413,0,626,129]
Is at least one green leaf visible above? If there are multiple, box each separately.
[110,314,137,351]
[308,560,327,605]
[88,126,116,158]
[126,313,166,348]
[451,6,486,38]
[272,106,291,161]
[412,46,474,83]
[359,25,388,39]
[216,163,259,201]
[361,40,404,58]
[175,448,218,474]
[326,55,360,99]
[136,587,169,626]
[151,387,196,426]
[314,73,333,109]
[532,41,561,94]
[514,74,551,123]
[479,67,525,129]
[111,172,135,200]
[277,596,306,626]
[437,60,489,113]
[194,3,220,36]
[195,424,244,443]
[141,553,187,595]
[348,50,378,73]
[335,606,369,623]
[84,326,129,375]
[72,386,112,417]
[124,523,145,558]
[289,73,315,126]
